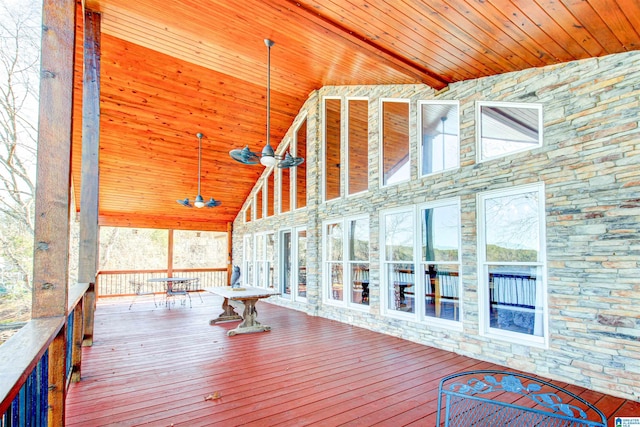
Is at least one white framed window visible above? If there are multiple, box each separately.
[381,208,415,318]
[280,229,292,298]
[477,101,543,162]
[381,200,462,327]
[323,97,342,202]
[293,117,308,210]
[244,196,254,223]
[323,216,370,308]
[346,97,369,196]
[324,221,344,303]
[266,233,275,288]
[295,228,307,301]
[477,183,547,346]
[278,141,292,214]
[242,234,253,286]
[255,183,264,221]
[380,98,410,187]
[280,227,307,301]
[266,169,275,217]
[419,100,459,177]
[420,199,462,323]
[321,96,369,200]
[254,232,274,289]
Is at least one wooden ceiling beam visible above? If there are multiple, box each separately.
[98,213,230,232]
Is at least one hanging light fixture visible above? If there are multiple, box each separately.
[177,132,222,208]
[229,39,304,169]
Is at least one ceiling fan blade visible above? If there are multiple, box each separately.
[229,146,260,165]
[177,198,193,207]
[205,198,222,208]
[277,152,304,168]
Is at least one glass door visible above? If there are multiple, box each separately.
[296,229,307,300]
[280,230,292,298]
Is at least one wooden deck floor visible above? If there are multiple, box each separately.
[66,293,638,426]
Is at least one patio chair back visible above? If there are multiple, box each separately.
[436,370,606,427]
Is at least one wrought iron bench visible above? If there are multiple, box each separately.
[436,370,606,426]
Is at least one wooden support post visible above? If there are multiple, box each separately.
[79,8,101,348]
[48,329,67,426]
[168,229,174,277]
[71,286,86,383]
[227,222,233,285]
[34,0,77,423]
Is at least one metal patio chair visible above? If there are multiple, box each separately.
[165,279,192,309]
[128,280,157,310]
[436,370,606,427]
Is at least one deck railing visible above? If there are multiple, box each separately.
[0,282,91,425]
[0,269,228,424]
[96,268,229,297]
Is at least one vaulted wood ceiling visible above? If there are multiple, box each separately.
[72,0,640,232]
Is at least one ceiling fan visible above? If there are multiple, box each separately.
[229,39,304,169]
[177,132,221,208]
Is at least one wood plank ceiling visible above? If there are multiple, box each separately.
[73,0,640,232]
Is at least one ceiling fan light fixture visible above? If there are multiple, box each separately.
[260,143,276,166]
[277,151,304,168]
[205,197,222,207]
[229,146,260,165]
[229,38,304,169]
[178,132,221,209]
[177,198,192,207]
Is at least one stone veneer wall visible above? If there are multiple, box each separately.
[232,51,640,400]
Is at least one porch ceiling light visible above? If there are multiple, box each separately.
[229,39,304,169]
[177,132,222,208]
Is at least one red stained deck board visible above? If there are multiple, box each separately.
[66,294,635,427]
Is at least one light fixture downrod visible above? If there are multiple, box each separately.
[177,132,221,208]
[229,39,304,169]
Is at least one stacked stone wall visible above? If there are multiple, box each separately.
[233,51,640,400]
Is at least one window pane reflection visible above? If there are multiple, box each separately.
[488,265,543,336]
[282,231,291,298]
[281,167,290,213]
[348,99,368,194]
[329,263,343,301]
[385,211,413,262]
[424,264,459,320]
[325,98,342,200]
[297,230,307,298]
[296,120,307,209]
[485,191,539,262]
[327,222,343,261]
[349,218,369,306]
[422,205,459,262]
[349,218,369,261]
[382,101,410,185]
[387,263,415,313]
[480,104,541,160]
[420,102,459,176]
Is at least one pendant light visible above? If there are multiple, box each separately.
[229,39,304,169]
[177,132,221,208]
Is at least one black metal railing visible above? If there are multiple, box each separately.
[96,268,229,297]
[0,282,91,426]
